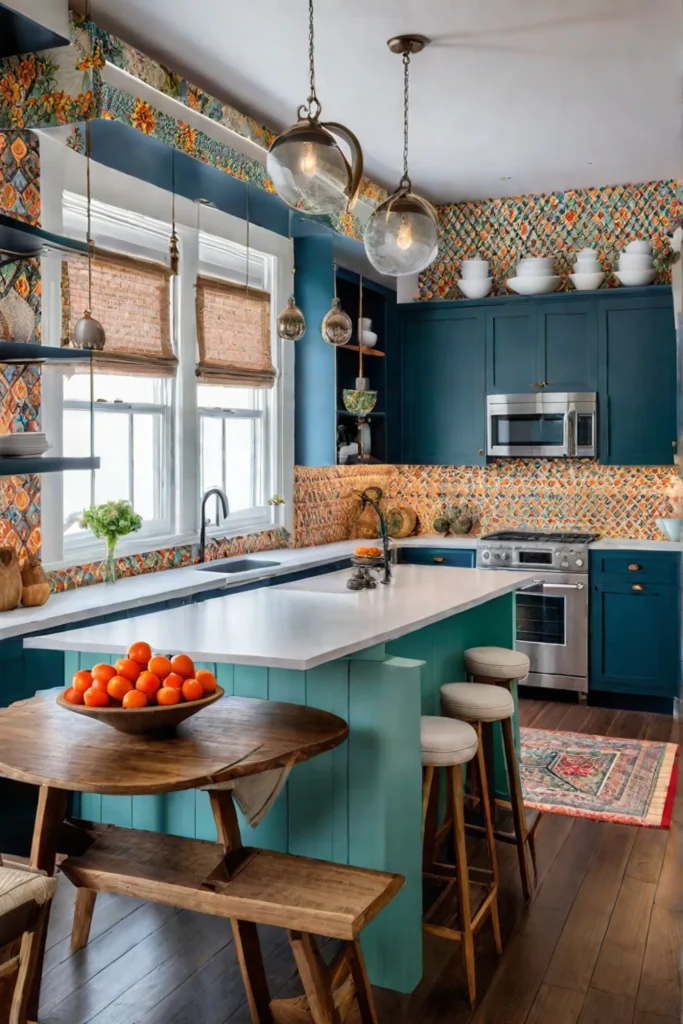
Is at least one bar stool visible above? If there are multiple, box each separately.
[420,716,502,1005]
[440,681,534,901]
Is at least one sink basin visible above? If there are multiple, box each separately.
[199,558,281,574]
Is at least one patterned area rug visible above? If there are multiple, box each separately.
[520,727,678,828]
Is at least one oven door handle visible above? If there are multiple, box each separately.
[518,580,585,591]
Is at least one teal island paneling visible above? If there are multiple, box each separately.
[61,591,516,994]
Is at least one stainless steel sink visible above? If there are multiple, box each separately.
[198,558,281,574]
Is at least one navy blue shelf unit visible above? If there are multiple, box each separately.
[0,2,69,58]
[0,456,100,475]
[0,343,93,365]
[0,214,90,262]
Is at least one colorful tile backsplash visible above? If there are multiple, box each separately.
[418,179,682,301]
[293,463,680,545]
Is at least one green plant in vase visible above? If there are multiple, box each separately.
[79,500,143,583]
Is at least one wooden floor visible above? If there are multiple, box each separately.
[35,698,681,1024]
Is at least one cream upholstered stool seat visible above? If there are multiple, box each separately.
[0,864,57,1023]
[463,646,530,682]
[441,677,534,901]
[420,716,501,1005]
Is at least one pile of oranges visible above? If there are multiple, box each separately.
[62,641,218,711]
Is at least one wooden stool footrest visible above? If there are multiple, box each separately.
[59,821,403,941]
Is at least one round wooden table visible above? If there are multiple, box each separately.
[0,688,349,1020]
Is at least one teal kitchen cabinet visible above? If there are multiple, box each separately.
[397,547,476,568]
[598,293,677,465]
[537,299,598,392]
[486,306,538,393]
[401,307,486,465]
[590,551,681,699]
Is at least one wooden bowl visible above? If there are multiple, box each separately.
[56,687,224,735]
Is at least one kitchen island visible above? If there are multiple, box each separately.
[25,562,527,993]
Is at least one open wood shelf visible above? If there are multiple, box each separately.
[342,344,385,357]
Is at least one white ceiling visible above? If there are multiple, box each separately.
[86,0,683,203]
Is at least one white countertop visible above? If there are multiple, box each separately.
[24,564,529,671]
[3,532,681,644]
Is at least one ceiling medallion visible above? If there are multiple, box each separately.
[267,0,363,216]
[364,35,439,277]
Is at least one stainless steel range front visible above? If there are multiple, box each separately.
[476,529,599,695]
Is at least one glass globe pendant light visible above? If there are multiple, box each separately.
[276,211,306,341]
[364,36,439,277]
[267,0,363,216]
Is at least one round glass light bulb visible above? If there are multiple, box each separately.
[276,296,306,342]
[267,127,350,216]
[364,194,439,276]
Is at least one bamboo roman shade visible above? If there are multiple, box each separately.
[195,275,275,388]
[62,252,177,377]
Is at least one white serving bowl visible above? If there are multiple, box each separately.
[618,252,654,272]
[517,260,556,277]
[573,260,601,274]
[569,271,605,291]
[361,330,378,347]
[625,239,650,254]
[461,259,490,279]
[457,276,493,299]
[613,268,656,287]
[507,275,561,295]
[360,317,373,331]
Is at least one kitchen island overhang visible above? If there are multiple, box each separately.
[24,563,528,994]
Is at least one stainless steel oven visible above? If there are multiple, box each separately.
[477,530,598,695]
[486,392,597,458]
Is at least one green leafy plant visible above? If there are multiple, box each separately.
[79,500,143,583]
[268,494,286,506]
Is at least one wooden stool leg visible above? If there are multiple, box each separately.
[10,900,50,1024]
[451,764,476,1006]
[71,888,97,953]
[474,725,502,956]
[501,715,533,901]
[348,939,379,1024]
[421,766,437,871]
[289,930,341,1024]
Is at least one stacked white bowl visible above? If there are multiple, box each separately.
[457,258,493,299]
[359,316,377,348]
[614,240,656,287]
[570,248,605,291]
[507,257,560,295]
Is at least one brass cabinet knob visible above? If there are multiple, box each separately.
[433,557,445,564]
[478,449,484,456]
[632,584,644,591]
[627,563,642,572]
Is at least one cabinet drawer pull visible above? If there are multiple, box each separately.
[628,563,642,572]
[433,557,445,564]
[478,449,484,456]
[632,584,644,592]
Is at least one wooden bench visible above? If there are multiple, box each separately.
[58,816,403,1024]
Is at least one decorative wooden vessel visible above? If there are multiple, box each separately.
[56,686,225,735]
[0,547,22,610]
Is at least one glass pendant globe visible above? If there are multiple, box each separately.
[267,125,352,216]
[364,194,439,277]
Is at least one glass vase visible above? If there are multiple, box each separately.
[103,538,118,584]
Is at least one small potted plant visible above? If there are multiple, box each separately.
[79,500,143,583]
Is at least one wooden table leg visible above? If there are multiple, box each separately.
[24,785,67,1022]
[210,791,272,1024]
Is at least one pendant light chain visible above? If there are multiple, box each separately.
[85,120,93,312]
[307,0,320,116]
[401,52,411,189]
[245,188,250,297]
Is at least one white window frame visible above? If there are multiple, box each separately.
[38,134,294,570]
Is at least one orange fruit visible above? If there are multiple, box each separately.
[115,657,141,683]
[148,655,172,680]
[157,686,181,706]
[182,678,204,703]
[72,669,93,694]
[107,675,134,701]
[91,676,111,694]
[63,686,84,705]
[164,672,185,691]
[136,671,161,700]
[92,663,117,685]
[170,654,195,679]
[123,689,148,709]
[83,687,109,707]
[195,669,217,694]
[127,641,152,666]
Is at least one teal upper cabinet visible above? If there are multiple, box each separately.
[401,308,486,465]
[537,300,598,392]
[598,293,677,465]
[486,307,538,393]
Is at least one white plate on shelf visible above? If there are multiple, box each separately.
[507,275,561,295]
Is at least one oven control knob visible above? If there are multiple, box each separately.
[561,560,569,569]
[575,558,584,568]
[502,552,510,560]
[494,552,501,560]
[481,550,490,560]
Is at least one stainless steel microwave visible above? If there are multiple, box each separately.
[486,392,598,458]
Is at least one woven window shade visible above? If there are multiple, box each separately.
[62,251,177,377]
[196,275,275,388]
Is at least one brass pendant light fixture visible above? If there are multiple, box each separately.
[276,210,306,341]
[321,233,352,346]
[267,0,363,216]
[169,149,179,276]
[73,120,106,350]
[364,36,439,277]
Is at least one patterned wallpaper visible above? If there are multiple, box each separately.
[0,129,42,564]
[418,179,682,300]
[293,463,681,546]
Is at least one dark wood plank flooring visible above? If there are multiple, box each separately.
[32,699,681,1024]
